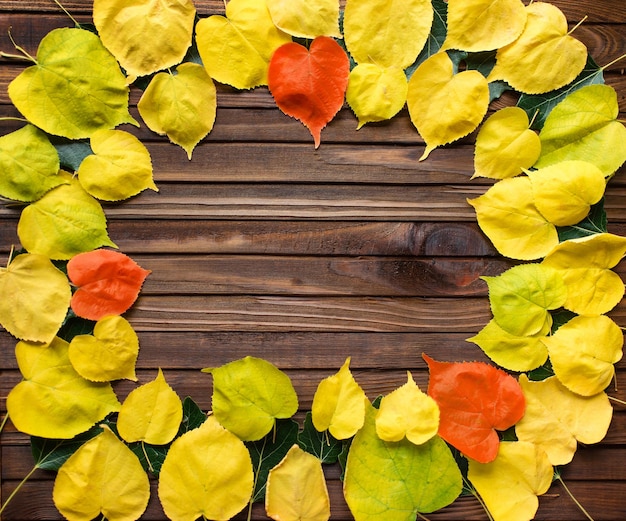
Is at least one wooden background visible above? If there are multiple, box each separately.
[0,1,625,519]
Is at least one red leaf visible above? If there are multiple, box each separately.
[268,36,349,148]
[423,354,525,463]
[67,249,151,321]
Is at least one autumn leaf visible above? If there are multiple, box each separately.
[424,354,525,463]
[516,375,613,466]
[0,253,71,344]
[138,63,217,159]
[265,444,330,521]
[203,356,298,441]
[53,425,150,521]
[158,415,254,521]
[68,315,139,382]
[8,27,137,139]
[311,357,367,440]
[67,249,151,321]
[268,37,349,148]
[6,336,121,439]
[407,51,489,160]
[266,0,341,39]
[487,2,587,94]
[93,0,196,84]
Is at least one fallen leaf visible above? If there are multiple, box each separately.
[266,0,341,38]
[297,412,343,464]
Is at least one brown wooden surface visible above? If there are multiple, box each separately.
[1,1,625,520]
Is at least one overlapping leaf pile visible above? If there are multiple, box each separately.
[0,0,625,520]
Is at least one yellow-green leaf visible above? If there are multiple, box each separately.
[468,441,553,521]
[375,371,439,445]
[78,129,157,202]
[53,425,150,521]
[138,63,217,159]
[0,253,71,344]
[516,374,613,466]
[407,52,489,160]
[311,357,366,440]
[343,0,433,68]
[542,315,623,397]
[487,2,587,94]
[266,0,341,39]
[535,84,626,176]
[203,356,298,441]
[17,172,117,260]
[527,160,606,226]
[93,0,196,83]
[158,415,254,521]
[467,176,558,260]
[8,27,136,139]
[0,125,64,202]
[196,0,292,90]
[6,337,121,438]
[265,444,330,521]
[441,0,527,53]
[473,107,541,180]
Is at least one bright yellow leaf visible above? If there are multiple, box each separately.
[69,315,139,382]
[53,425,150,521]
[266,0,341,39]
[93,0,196,83]
[473,107,541,179]
[542,315,623,397]
[468,441,553,521]
[0,253,71,344]
[346,64,408,129]
[158,415,254,521]
[343,0,433,68]
[375,371,439,445]
[516,375,613,466]
[138,63,217,159]
[6,337,121,439]
[78,129,157,202]
[265,445,330,521]
[442,0,527,52]
[196,0,292,90]
[467,319,549,373]
[467,176,558,260]
[407,52,489,160]
[311,357,366,439]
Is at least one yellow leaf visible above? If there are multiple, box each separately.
[0,253,71,344]
[442,0,527,52]
[53,425,150,521]
[196,0,292,90]
[346,64,408,129]
[487,2,587,94]
[311,357,366,439]
[467,176,558,260]
[542,233,626,315]
[343,0,433,68]
[467,319,548,373]
[407,52,489,160]
[93,0,196,83]
[6,337,121,438]
[473,107,541,180]
[78,129,157,202]
[265,445,330,521]
[158,415,254,521]
[375,371,439,445]
[138,63,217,159]
[516,375,613,466]
[266,0,341,39]
[542,315,623,397]
[468,441,553,521]
[69,315,139,382]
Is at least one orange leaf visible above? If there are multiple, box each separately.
[67,249,151,321]
[423,354,525,463]
[268,36,349,148]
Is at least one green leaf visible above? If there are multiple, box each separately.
[49,136,93,173]
[298,412,343,464]
[129,441,169,477]
[179,396,207,434]
[31,424,103,471]
[407,0,447,74]
[557,199,607,242]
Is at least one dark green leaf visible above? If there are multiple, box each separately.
[527,360,555,382]
[337,437,352,482]
[31,424,103,471]
[179,396,206,434]
[48,136,93,172]
[550,309,577,333]
[557,199,607,242]
[297,412,343,464]
[129,441,169,477]
[56,315,95,342]
[407,0,447,75]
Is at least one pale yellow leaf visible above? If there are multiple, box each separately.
[266,0,341,38]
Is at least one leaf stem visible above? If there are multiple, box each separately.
[555,472,595,521]
[601,52,626,71]
[0,464,38,516]
[0,412,8,435]
[4,29,36,63]
[141,441,154,473]
[568,15,588,36]
[416,512,432,521]
[51,0,80,27]
[463,476,494,521]
[0,116,29,123]
[608,395,626,406]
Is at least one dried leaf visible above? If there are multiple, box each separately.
[266,0,341,39]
